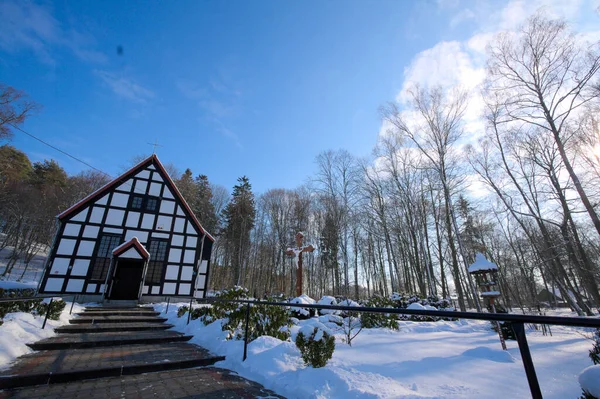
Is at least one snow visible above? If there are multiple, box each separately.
[317,296,337,314]
[155,302,594,399]
[0,301,84,369]
[0,280,38,290]
[468,253,499,273]
[579,365,600,398]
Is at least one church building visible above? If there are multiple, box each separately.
[37,155,214,301]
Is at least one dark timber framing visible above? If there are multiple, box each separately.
[38,155,214,300]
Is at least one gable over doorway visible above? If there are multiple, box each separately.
[107,237,150,300]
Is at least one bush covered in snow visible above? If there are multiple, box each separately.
[0,289,65,323]
[289,294,317,319]
[295,323,335,368]
[579,365,600,399]
[360,296,399,330]
[35,299,66,321]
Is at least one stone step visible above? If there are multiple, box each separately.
[27,331,192,350]
[76,310,161,317]
[56,322,174,334]
[1,367,284,398]
[83,306,154,311]
[70,315,168,324]
[0,343,225,389]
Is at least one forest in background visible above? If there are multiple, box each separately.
[1,13,600,315]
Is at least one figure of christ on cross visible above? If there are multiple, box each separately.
[286,232,315,297]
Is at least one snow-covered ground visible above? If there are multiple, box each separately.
[0,300,83,369]
[155,302,596,399]
[0,244,46,287]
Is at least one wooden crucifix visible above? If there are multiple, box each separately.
[286,232,315,297]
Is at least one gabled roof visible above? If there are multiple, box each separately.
[112,237,150,259]
[57,154,214,242]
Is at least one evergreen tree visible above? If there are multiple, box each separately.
[222,176,256,286]
[195,174,218,234]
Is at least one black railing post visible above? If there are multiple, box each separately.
[513,322,542,399]
[187,296,193,325]
[165,297,170,314]
[69,295,76,315]
[243,303,251,361]
[42,298,53,330]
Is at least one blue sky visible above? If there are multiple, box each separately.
[1,0,598,193]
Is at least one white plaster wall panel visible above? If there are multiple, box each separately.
[186,236,197,248]
[110,192,129,208]
[195,275,205,289]
[165,265,179,280]
[183,250,195,264]
[117,179,133,192]
[45,278,64,292]
[106,209,125,226]
[147,165,155,170]
[118,248,143,259]
[89,207,105,223]
[71,259,90,276]
[151,286,160,294]
[66,279,84,292]
[168,248,182,263]
[82,225,100,239]
[103,227,123,234]
[199,260,208,273]
[70,207,89,222]
[194,290,204,298]
[171,234,184,247]
[151,232,169,239]
[134,179,148,194]
[159,200,175,215]
[77,240,96,257]
[99,284,105,293]
[163,188,174,200]
[156,215,172,231]
[141,214,155,230]
[96,195,108,205]
[125,230,148,244]
[186,222,197,235]
[63,223,81,237]
[178,283,191,295]
[142,285,149,294]
[136,170,150,179]
[86,283,97,293]
[180,266,193,281]
[56,239,77,255]
[176,205,184,216]
[50,258,70,275]
[162,282,176,295]
[152,173,163,182]
[149,182,162,196]
[174,218,185,233]
[125,212,140,228]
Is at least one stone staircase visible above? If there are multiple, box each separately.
[0,306,224,390]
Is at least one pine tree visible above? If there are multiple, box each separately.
[195,174,218,234]
[222,176,256,286]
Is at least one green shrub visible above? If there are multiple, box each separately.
[177,306,189,318]
[222,297,292,341]
[360,296,399,330]
[35,299,66,320]
[589,329,600,365]
[579,389,598,399]
[295,326,335,368]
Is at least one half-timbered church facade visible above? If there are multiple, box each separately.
[38,155,214,301]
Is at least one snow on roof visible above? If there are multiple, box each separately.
[468,253,499,273]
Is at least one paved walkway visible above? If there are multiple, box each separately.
[0,305,285,398]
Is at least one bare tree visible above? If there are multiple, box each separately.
[487,13,600,238]
[0,84,39,141]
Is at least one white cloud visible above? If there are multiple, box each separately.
[450,8,476,28]
[0,0,106,64]
[95,70,156,103]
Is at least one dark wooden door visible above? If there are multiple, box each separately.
[109,260,144,300]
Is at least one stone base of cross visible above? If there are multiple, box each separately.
[286,232,314,297]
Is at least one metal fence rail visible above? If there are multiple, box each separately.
[190,297,600,399]
[0,294,78,328]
